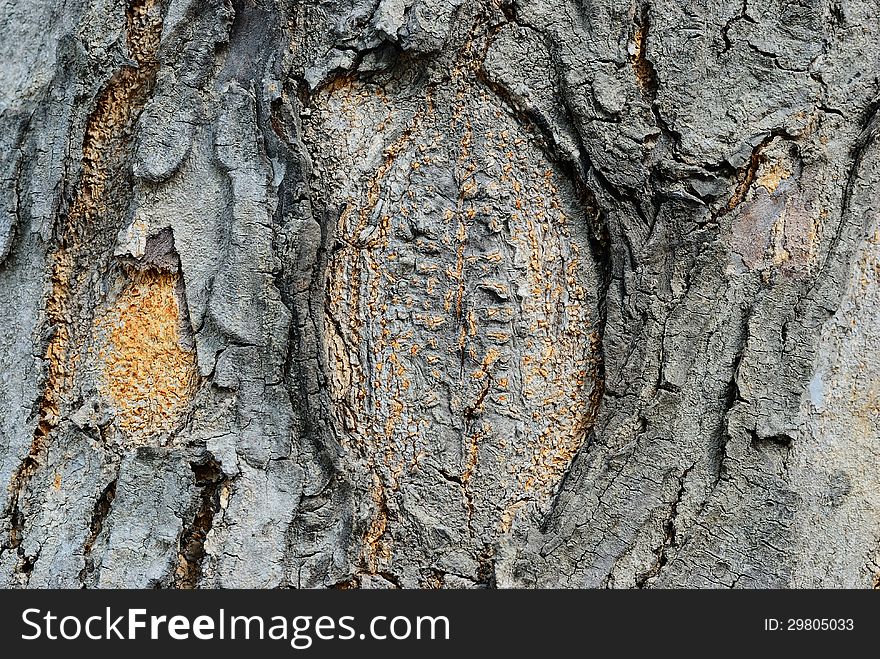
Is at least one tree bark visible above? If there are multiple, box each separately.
[1,0,879,588]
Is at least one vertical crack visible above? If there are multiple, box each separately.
[174,458,226,589]
[720,134,774,216]
[720,0,755,55]
[78,478,118,585]
[635,463,694,587]
[631,4,658,99]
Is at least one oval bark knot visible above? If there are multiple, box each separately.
[309,70,603,573]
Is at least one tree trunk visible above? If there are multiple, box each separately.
[2,0,879,589]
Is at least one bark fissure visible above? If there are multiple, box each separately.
[78,478,118,583]
[174,459,227,589]
[635,463,694,587]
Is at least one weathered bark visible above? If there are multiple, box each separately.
[1,0,879,588]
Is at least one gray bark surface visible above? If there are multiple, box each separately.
[1,0,879,588]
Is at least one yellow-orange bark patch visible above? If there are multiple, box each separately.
[756,161,793,194]
[94,270,197,437]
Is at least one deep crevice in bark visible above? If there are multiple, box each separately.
[175,458,227,589]
[78,478,118,584]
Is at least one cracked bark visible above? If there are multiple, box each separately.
[1,0,880,589]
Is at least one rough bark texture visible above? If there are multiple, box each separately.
[1,0,879,589]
